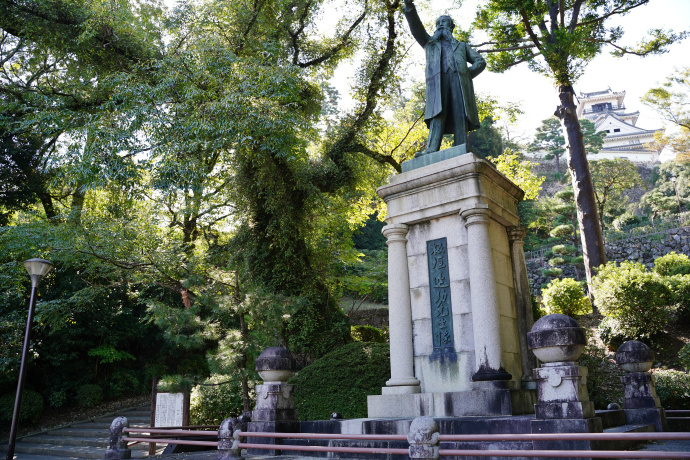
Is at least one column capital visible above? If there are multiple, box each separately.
[382,223,409,242]
[507,226,527,242]
[460,207,491,227]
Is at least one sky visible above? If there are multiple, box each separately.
[332,0,690,143]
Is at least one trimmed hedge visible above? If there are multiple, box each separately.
[289,342,390,420]
[0,390,43,422]
[654,369,690,409]
[541,278,591,317]
[76,384,103,408]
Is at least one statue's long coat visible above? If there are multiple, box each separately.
[404,4,486,132]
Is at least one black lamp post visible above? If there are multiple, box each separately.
[6,258,53,460]
[671,174,683,214]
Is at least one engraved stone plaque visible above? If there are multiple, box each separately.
[427,237,455,352]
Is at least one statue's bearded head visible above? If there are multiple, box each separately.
[435,15,455,33]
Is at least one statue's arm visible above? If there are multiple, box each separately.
[466,44,486,79]
[403,0,430,48]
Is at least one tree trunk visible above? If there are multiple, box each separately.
[235,271,251,413]
[555,85,606,313]
[68,183,85,225]
[38,190,57,221]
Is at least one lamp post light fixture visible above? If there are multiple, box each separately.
[671,174,683,214]
[6,258,53,460]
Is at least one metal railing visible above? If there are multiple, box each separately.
[108,418,690,460]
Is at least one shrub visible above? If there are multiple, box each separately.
[550,224,574,239]
[541,278,592,316]
[286,301,352,366]
[48,390,67,408]
[571,256,584,264]
[653,369,690,409]
[552,245,568,255]
[531,294,544,321]
[190,374,249,425]
[597,317,630,349]
[679,343,690,371]
[350,325,385,343]
[592,262,673,339]
[548,257,566,267]
[0,390,44,422]
[76,384,103,408]
[289,342,390,420]
[541,268,562,277]
[612,212,641,230]
[665,274,690,322]
[653,252,690,277]
[579,343,623,409]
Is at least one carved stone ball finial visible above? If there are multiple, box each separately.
[527,314,587,364]
[255,347,296,382]
[615,340,655,373]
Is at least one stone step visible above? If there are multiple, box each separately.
[95,415,151,423]
[27,435,149,450]
[7,443,149,459]
[72,421,150,429]
[46,428,108,438]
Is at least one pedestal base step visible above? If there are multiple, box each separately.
[368,388,537,418]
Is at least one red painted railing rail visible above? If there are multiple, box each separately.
[111,419,690,459]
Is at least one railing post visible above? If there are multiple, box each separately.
[218,416,248,460]
[104,417,131,460]
[408,416,439,460]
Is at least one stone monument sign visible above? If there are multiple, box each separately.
[367,154,537,418]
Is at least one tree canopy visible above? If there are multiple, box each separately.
[474,0,685,291]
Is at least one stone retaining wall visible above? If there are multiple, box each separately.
[527,226,690,295]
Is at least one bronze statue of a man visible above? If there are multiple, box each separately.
[403,0,486,156]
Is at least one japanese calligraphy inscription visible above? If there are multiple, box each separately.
[427,237,455,352]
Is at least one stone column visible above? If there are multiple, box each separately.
[382,224,420,392]
[461,208,511,382]
[507,226,537,389]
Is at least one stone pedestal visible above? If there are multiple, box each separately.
[368,153,535,418]
[615,340,668,432]
[528,314,602,455]
[246,347,300,455]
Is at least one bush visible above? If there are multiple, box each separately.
[289,342,390,420]
[190,374,248,425]
[76,384,103,408]
[0,390,44,422]
[592,262,673,339]
[350,325,385,343]
[579,343,623,409]
[653,252,690,277]
[612,212,641,230]
[541,268,562,277]
[550,224,574,239]
[548,257,566,267]
[665,274,690,321]
[597,317,630,349]
[48,390,67,408]
[679,343,690,371]
[552,245,568,255]
[541,278,592,316]
[531,294,544,321]
[653,369,690,409]
[286,301,352,366]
